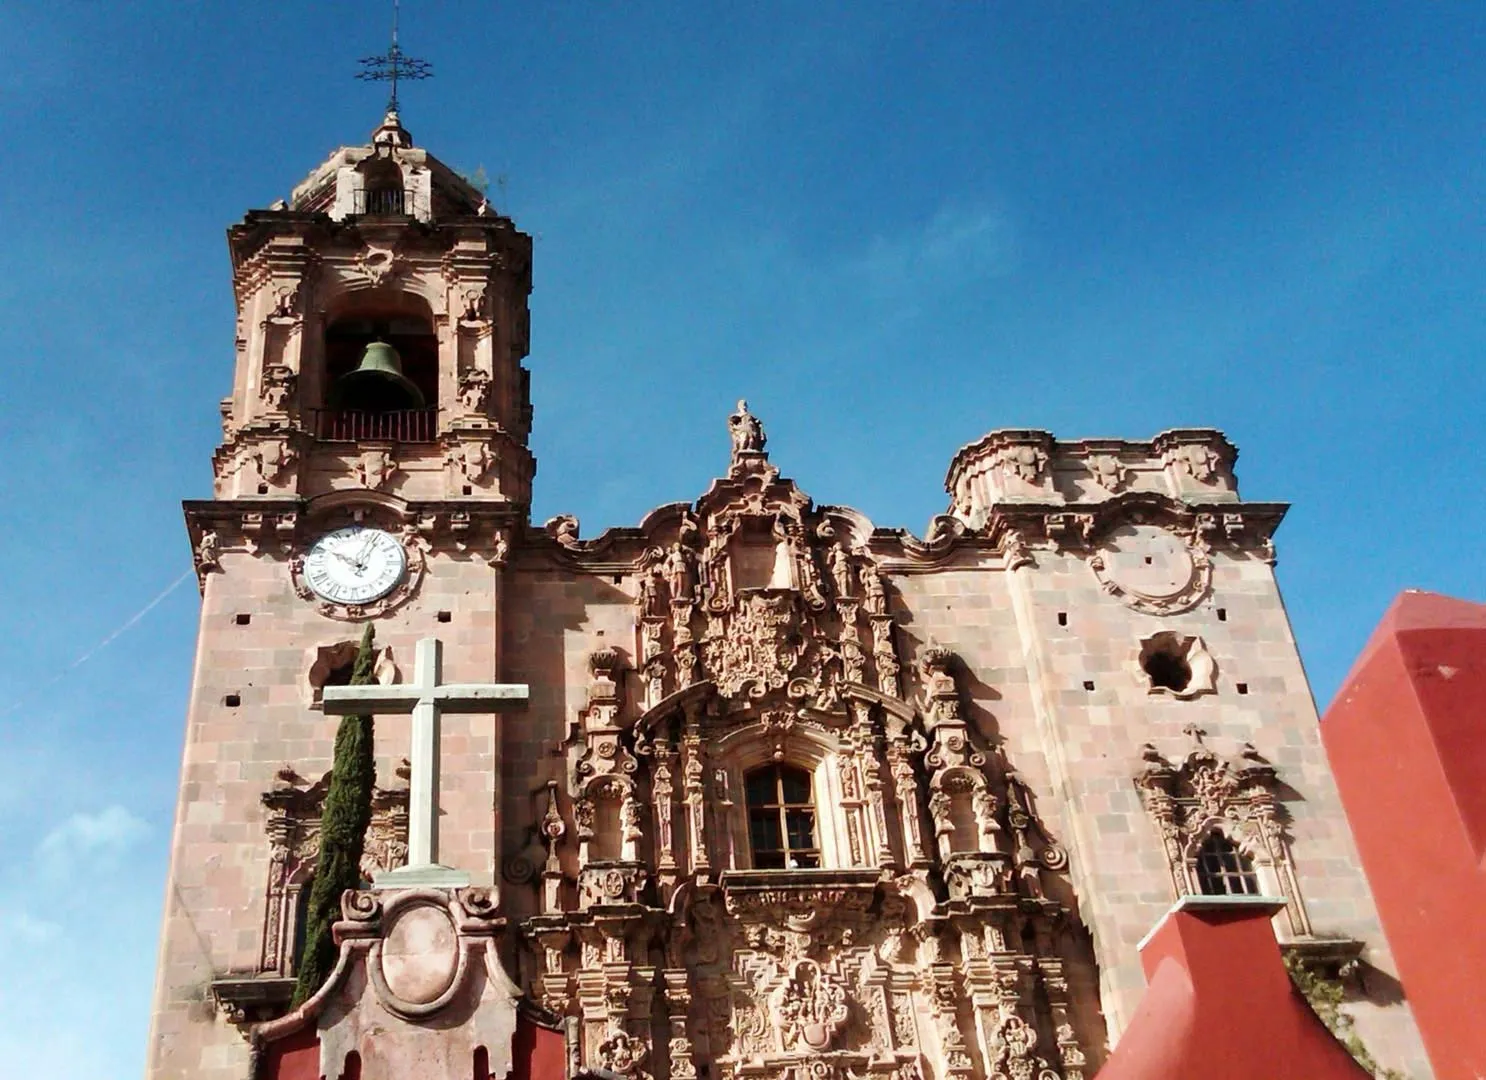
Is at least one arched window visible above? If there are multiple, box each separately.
[745,764,820,869]
[1195,831,1259,896]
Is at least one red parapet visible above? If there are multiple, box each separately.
[1322,589,1486,1080]
[1099,896,1371,1080]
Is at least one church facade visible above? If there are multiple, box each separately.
[146,115,1429,1079]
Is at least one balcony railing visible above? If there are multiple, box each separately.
[352,187,413,216]
[311,408,439,443]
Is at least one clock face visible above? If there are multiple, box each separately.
[302,526,408,605]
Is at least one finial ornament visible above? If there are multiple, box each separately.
[357,0,433,115]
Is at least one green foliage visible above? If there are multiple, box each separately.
[290,623,378,1008]
[1285,954,1407,1080]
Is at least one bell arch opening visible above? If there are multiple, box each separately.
[355,155,408,217]
[316,292,439,442]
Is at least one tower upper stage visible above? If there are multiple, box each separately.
[217,111,534,508]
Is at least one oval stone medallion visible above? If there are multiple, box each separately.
[379,902,459,1005]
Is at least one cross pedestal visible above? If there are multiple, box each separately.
[322,636,528,889]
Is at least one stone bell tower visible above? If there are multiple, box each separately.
[147,110,538,1080]
[215,108,533,509]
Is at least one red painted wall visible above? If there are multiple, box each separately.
[1322,590,1486,1080]
[510,1013,568,1080]
[1099,897,1371,1080]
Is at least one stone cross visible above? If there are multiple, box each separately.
[322,636,528,889]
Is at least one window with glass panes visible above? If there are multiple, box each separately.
[745,764,821,869]
[1194,831,1259,896]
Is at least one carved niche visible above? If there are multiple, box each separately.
[257,765,411,977]
[1134,729,1312,938]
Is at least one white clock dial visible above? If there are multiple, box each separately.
[302,526,408,605]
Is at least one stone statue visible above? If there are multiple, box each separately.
[828,544,854,599]
[664,542,695,602]
[728,399,766,460]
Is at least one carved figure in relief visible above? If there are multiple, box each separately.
[458,367,492,412]
[620,793,643,843]
[862,566,887,615]
[487,529,511,569]
[546,514,580,548]
[260,364,296,411]
[728,399,766,458]
[664,542,696,602]
[196,531,222,572]
[637,568,666,618]
[827,544,854,599]
[771,959,850,1052]
[596,1028,651,1080]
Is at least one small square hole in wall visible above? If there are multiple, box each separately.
[612,575,623,585]
[224,693,241,707]
[257,483,269,495]
[1236,682,1249,695]
[1083,680,1096,691]
[1144,555,1153,565]
[1217,607,1228,622]
[1057,612,1068,627]
[437,611,452,623]
[234,613,251,626]
[463,485,472,495]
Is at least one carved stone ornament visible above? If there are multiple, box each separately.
[1085,453,1130,494]
[260,364,297,411]
[355,243,403,287]
[997,443,1049,486]
[1135,731,1312,937]
[596,1028,652,1080]
[1089,523,1211,615]
[448,441,494,485]
[354,448,399,491]
[513,405,1093,1080]
[290,525,426,621]
[458,367,492,412]
[195,530,222,574]
[256,765,409,977]
[1166,442,1222,483]
[770,958,850,1051]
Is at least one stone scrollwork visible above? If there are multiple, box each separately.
[1134,729,1312,937]
[255,765,409,978]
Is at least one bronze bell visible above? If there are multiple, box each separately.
[329,339,426,412]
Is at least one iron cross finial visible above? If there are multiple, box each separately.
[357,0,433,114]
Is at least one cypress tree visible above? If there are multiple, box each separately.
[291,622,378,1007]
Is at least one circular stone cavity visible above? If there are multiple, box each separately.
[379,902,459,1005]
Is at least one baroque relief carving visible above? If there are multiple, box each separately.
[516,405,1097,1080]
[256,765,410,977]
[1134,728,1312,937]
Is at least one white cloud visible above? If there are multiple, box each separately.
[36,805,149,877]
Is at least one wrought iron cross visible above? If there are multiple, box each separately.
[357,0,433,113]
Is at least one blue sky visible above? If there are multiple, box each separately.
[1,2,1482,1074]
